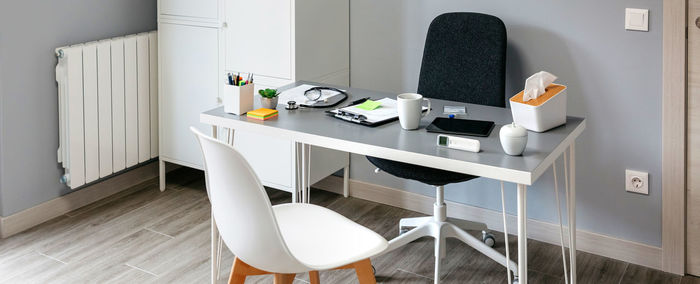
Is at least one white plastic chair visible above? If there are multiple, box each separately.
[191,127,388,284]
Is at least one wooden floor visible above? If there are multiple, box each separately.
[1,168,698,284]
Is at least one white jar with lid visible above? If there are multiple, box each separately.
[500,123,528,156]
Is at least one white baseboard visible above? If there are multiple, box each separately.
[313,176,662,270]
[0,161,168,238]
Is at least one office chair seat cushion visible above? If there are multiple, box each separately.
[366,156,477,186]
[273,203,388,271]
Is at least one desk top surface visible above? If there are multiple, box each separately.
[201,81,585,185]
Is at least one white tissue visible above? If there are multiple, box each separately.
[523,71,558,102]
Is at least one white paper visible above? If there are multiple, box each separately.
[523,71,557,102]
[277,84,344,106]
[340,98,398,123]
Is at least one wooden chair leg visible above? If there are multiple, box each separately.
[309,271,320,284]
[352,259,377,284]
[228,258,249,284]
[273,273,296,284]
[229,257,276,284]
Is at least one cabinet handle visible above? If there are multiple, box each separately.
[222,22,228,29]
[217,97,223,104]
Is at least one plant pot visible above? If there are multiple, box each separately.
[260,97,278,109]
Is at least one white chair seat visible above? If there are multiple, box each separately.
[273,203,388,271]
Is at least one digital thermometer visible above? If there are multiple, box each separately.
[437,134,480,153]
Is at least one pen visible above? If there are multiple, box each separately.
[228,73,234,85]
[345,97,371,107]
[236,72,240,85]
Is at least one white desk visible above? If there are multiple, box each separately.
[201,81,586,284]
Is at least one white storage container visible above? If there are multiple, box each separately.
[223,83,254,115]
[509,84,567,132]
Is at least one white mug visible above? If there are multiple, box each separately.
[397,93,431,130]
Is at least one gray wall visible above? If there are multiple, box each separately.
[0,0,664,248]
[349,0,663,246]
[0,0,157,216]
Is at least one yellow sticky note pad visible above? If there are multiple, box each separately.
[355,100,382,111]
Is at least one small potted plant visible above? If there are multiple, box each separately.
[258,88,279,109]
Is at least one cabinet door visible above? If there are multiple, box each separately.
[234,131,294,189]
[225,0,292,80]
[159,23,219,168]
[160,0,218,20]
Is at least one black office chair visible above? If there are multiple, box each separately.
[367,12,515,282]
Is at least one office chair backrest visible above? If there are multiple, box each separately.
[417,12,507,107]
[191,127,309,273]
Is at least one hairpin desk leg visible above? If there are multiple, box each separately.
[300,143,311,203]
[343,153,350,198]
[294,143,301,203]
[293,142,312,204]
[567,144,577,283]
[517,183,528,284]
[211,125,221,284]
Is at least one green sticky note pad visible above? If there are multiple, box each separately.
[355,100,382,111]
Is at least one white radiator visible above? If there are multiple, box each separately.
[56,31,158,189]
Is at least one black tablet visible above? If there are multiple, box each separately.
[426,117,495,137]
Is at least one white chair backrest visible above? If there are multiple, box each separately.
[191,127,308,273]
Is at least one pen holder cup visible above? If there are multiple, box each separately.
[509,84,567,133]
[223,83,254,115]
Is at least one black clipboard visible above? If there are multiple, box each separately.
[325,98,428,127]
[325,110,399,127]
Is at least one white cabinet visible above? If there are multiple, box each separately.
[159,23,219,169]
[225,0,293,80]
[158,0,350,194]
[224,0,350,87]
[233,132,295,188]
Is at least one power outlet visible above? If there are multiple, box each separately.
[625,170,649,195]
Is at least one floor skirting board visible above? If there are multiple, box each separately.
[0,161,172,238]
[313,175,662,270]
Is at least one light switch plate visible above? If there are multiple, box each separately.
[625,8,649,31]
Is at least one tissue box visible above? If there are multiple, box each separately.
[509,84,567,132]
[223,83,254,115]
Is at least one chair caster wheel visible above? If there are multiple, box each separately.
[511,276,519,284]
[482,231,496,247]
[399,228,410,235]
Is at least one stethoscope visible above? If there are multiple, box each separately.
[285,87,348,110]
